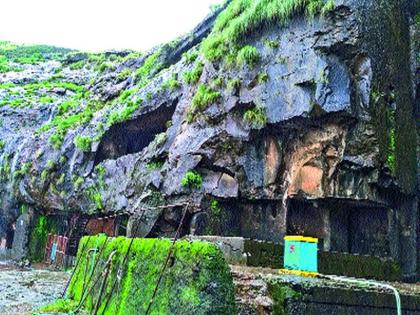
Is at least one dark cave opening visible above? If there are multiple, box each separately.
[94,101,177,165]
[286,198,391,256]
[5,225,15,249]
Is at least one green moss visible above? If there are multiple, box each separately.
[74,135,92,152]
[243,106,267,128]
[37,298,79,313]
[386,110,396,174]
[62,236,236,315]
[28,215,59,262]
[181,170,203,189]
[267,281,301,315]
[0,140,6,150]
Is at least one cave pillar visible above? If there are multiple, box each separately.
[397,195,418,281]
[11,212,31,261]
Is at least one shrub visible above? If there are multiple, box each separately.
[237,45,259,66]
[74,135,92,152]
[243,106,267,128]
[181,170,203,189]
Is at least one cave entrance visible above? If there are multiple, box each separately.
[286,198,329,250]
[94,102,177,165]
[5,223,15,249]
[286,198,391,257]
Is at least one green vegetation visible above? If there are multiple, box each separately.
[183,62,204,85]
[0,41,72,73]
[116,68,132,81]
[146,159,165,170]
[37,299,78,313]
[0,140,5,150]
[86,186,102,210]
[28,215,58,262]
[201,0,335,63]
[258,72,269,83]
[386,110,396,174]
[161,73,180,92]
[107,96,143,126]
[72,175,84,190]
[135,51,162,86]
[243,106,267,128]
[263,38,279,49]
[268,281,301,315]
[237,45,260,66]
[181,170,203,189]
[13,162,31,179]
[211,76,224,88]
[187,84,221,121]
[54,235,236,314]
[227,78,241,91]
[74,135,92,152]
[182,50,199,63]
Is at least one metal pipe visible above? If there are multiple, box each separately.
[322,275,401,315]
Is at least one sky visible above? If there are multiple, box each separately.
[0,0,224,52]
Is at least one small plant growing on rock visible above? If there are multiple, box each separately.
[237,45,259,66]
[243,106,267,129]
[74,135,92,152]
[263,38,279,49]
[258,72,269,84]
[117,68,132,81]
[181,170,202,189]
[183,62,204,85]
[227,79,241,91]
[182,50,199,63]
[161,74,180,92]
[191,84,221,111]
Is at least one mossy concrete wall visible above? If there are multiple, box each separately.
[268,278,420,315]
[66,235,236,315]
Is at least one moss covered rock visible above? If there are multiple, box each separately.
[61,235,236,315]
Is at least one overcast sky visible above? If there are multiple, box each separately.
[1,0,224,52]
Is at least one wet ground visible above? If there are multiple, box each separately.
[0,261,70,315]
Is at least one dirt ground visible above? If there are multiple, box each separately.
[0,261,70,315]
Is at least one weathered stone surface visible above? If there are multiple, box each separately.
[0,0,418,280]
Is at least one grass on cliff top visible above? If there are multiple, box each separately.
[201,0,335,62]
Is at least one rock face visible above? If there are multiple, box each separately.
[0,0,418,280]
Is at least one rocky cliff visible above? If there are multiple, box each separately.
[0,0,418,280]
